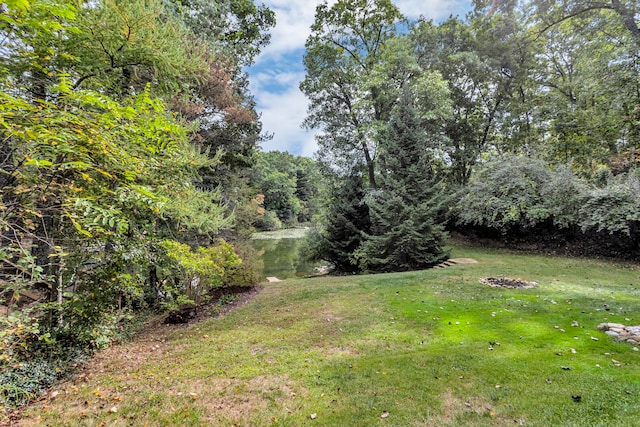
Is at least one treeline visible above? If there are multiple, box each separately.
[0,0,274,405]
[251,151,324,230]
[302,0,640,273]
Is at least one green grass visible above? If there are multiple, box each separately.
[18,244,640,426]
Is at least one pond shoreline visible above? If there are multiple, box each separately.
[251,227,310,240]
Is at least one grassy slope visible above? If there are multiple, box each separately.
[17,245,640,426]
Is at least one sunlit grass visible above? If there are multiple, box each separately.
[17,244,640,426]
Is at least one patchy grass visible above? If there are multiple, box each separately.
[13,244,640,426]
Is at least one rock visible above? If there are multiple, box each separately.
[597,323,640,345]
[607,323,627,329]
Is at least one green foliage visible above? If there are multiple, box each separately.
[221,242,261,287]
[455,156,554,232]
[160,239,241,309]
[252,151,324,227]
[68,0,204,94]
[0,0,274,399]
[0,310,50,366]
[253,210,282,231]
[356,90,449,272]
[455,156,640,246]
[579,173,640,235]
[308,173,371,273]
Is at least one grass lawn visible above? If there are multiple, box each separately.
[15,244,640,426]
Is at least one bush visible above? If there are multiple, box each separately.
[253,210,282,231]
[539,164,586,229]
[453,156,640,257]
[223,242,262,287]
[160,239,241,310]
[454,156,552,233]
[579,175,640,235]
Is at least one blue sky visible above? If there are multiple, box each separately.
[247,0,473,157]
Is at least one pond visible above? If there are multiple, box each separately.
[251,229,328,280]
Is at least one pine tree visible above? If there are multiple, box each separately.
[357,89,449,272]
[317,172,371,273]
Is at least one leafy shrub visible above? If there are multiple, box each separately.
[253,210,282,231]
[454,156,640,256]
[579,175,640,235]
[160,239,241,310]
[0,310,50,366]
[454,156,553,233]
[539,164,586,229]
[223,242,261,287]
[0,346,90,408]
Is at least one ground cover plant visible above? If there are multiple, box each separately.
[11,244,640,426]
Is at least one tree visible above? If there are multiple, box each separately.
[301,0,405,188]
[411,9,538,184]
[252,152,324,226]
[530,0,639,49]
[355,89,449,272]
[311,172,371,273]
[528,5,640,172]
[0,0,272,364]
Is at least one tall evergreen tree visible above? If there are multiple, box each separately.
[356,89,449,272]
[315,172,371,273]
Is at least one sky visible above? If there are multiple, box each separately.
[247,0,473,158]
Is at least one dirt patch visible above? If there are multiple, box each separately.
[448,258,479,264]
[440,390,525,426]
[479,277,537,289]
[183,375,306,424]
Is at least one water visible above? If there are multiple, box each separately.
[251,234,326,280]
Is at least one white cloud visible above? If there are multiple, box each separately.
[256,0,469,63]
[395,0,470,20]
[251,74,318,156]
[257,0,336,63]
[249,1,472,156]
